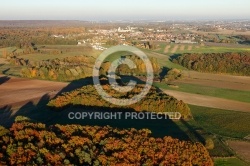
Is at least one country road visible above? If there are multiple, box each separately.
[162,89,250,112]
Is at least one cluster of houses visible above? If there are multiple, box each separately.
[91,44,107,50]
[172,39,197,44]
[61,25,204,50]
[51,21,250,50]
[51,34,65,38]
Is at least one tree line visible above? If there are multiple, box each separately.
[100,55,161,77]
[18,56,95,81]
[172,52,250,76]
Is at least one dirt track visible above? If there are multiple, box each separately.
[227,140,250,162]
[162,89,250,112]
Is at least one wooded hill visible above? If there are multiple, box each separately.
[48,84,191,119]
[0,119,213,165]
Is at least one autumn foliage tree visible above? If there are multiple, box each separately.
[0,119,213,165]
[172,52,250,76]
[48,84,191,119]
[17,55,95,81]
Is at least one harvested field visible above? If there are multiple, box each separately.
[0,58,8,64]
[227,140,250,162]
[164,45,171,53]
[175,71,250,91]
[171,45,179,53]
[180,45,185,51]
[0,75,67,112]
[162,89,250,112]
[187,45,193,50]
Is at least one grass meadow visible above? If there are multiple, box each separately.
[189,105,250,139]
[214,157,248,166]
[154,82,250,103]
[152,42,250,55]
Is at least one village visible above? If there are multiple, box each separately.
[50,20,249,50]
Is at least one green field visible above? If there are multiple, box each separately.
[179,104,250,158]
[187,46,250,54]
[152,43,250,55]
[18,45,101,61]
[141,49,187,69]
[189,105,250,139]
[0,47,24,57]
[104,51,132,62]
[154,82,250,103]
[214,157,248,166]
[0,64,22,76]
[170,120,233,157]
[1,45,101,61]
[18,51,86,61]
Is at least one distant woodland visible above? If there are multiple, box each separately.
[172,52,250,76]
[0,27,86,47]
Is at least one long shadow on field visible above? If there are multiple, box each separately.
[2,68,10,74]
[0,76,191,140]
[0,105,13,126]
[0,76,10,85]
[49,106,191,140]
[54,75,160,98]
[180,119,205,143]
[0,102,190,140]
[45,76,191,140]
[56,77,94,95]
[0,94,51,127]
[0,76,97,127]
[169,53,182,61]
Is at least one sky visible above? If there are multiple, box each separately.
[0,0,250,20]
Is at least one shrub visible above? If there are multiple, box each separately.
[205,138,215,150]
[14,116,31,122]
